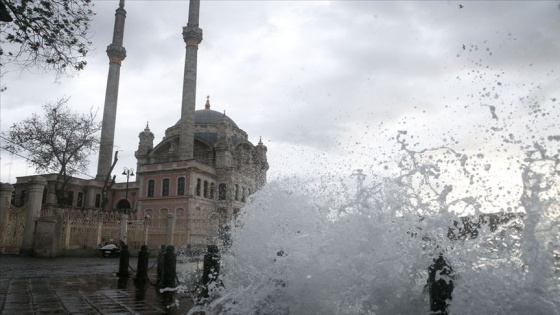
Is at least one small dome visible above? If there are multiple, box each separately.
[175,109,238,128]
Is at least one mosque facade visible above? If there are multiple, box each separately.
[9,0,268,246]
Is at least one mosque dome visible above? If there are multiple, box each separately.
[175,96,239,128]
[197,109,238,128]
[174,110,238,128]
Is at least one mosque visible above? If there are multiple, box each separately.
[10,0,268,245]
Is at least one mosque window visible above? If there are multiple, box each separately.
[204,181,208,198]
[67,191,74,206]
[210,182,215,199]
[147,180,155,197]
[77,192,84,207]
[162,179,170,196]
[241,187,246,202]
[178,177,185,195]
[196,178,201,196]
[235,184,239,201]
[95,194,101,208]
[218,183,227,200]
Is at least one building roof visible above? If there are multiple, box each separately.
[175,109,238,129]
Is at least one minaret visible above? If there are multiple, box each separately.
[179,0,203,161]
[96,0,127,180]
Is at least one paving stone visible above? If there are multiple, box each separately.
[1,311,36,315]
[2,303,33,311]
[1,255,195,314]
[36,310,68,314]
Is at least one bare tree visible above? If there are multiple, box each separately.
[2,97,101,207]
[0,0,94,79]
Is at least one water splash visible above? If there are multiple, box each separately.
[187,133,558,314]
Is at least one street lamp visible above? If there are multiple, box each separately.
[122,167,134,213]
[351,169,366,195]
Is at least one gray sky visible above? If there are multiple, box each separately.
[1,1,559,186]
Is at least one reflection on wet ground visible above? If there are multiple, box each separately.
[0,255,196,314]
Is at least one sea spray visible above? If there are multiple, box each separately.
[188,138,558,314]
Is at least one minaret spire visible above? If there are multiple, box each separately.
[96,0,127,180]
[179,0,203,161]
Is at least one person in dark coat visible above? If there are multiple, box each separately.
[427,253,454,315]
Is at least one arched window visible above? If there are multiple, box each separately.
[203,181,208,198]
[241,187,246,202]
[218,183,227,200]
[235,184,239,201]
[177,177,185,195]
[67,191,74,206]
[162,179,170,196]
[147,180,155,197]
[95,194,101,208]
[77,192,84,207]
[210,182,215,199]
[196,178,201,196]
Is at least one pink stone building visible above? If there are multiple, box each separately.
[9,0,268,247]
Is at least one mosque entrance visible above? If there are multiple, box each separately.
[116,199,131,211]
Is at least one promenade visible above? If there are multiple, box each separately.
[0,255,195,314]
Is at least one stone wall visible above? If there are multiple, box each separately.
[1,178,196,257]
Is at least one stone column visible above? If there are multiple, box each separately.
[64,221,71,249]
[143,221,149,245]
[33,208,63,257]
[120,212,128,243]
[45,182,57,205]
[21,176,47,255]
[0,183,14,250]
[166,213,176,246]
[0,183,13,232]
[96,221,103,247]
[179,0,203,161]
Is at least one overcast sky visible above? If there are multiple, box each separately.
[1,1,559,186]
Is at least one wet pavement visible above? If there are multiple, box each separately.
[0,254,196,314]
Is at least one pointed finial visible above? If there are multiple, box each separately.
[205,95,210,109]
[223,110,226,117]
[258,136,263,145]
[145,121,150,131]
[119,0,125,9]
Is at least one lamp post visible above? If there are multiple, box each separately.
[122,167,134,214]
[351,169,366,193]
